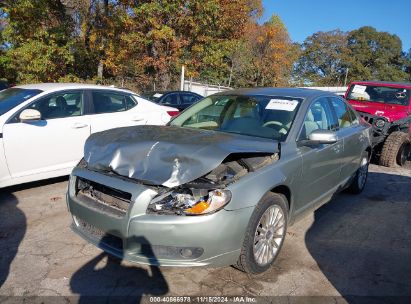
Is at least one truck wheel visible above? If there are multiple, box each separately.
[234,193,288,274]
[380,132,411,167]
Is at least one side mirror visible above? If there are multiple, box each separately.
[19,109,41,122]
[307,129,338,145]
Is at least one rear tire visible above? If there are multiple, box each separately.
[379,132,411,167]
[234,193,288,274]
[346,153,369,194]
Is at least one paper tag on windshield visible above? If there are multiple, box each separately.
[266,99,299,111]
[153,93,163,98]
[352,85,367,94]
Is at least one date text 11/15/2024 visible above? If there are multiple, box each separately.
[149,296,257,303]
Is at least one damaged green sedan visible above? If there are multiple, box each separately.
[67,88,372,274]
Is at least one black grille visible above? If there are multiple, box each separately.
[76,177,132,217]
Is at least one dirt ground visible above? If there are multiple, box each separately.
[0,164,410,302]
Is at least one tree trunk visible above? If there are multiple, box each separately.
[97,0,108,78]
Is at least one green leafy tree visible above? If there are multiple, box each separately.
[1,0,77,83]
[294,30,350,86]
[405,48,411,81]
[347,26,408,82]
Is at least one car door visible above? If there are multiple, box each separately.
[87,90,147,133]
[2,90,90,178]
[329,97,364,180]
[295,97,343,211]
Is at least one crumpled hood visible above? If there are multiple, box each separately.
[84,125,278,187]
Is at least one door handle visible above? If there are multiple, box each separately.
[71,123,88,129]
[131,116,145,122]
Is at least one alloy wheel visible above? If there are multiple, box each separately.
[253,205,285,266]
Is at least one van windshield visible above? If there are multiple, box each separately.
[346,84,410,106]
[0,88,42,116]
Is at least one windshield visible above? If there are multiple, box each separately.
[170,95,302,141]
[346,84,410,106]
[0,88,42,116]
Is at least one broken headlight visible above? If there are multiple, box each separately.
[147,189,232,216]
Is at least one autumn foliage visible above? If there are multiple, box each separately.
[0,0,298,90]
[2,2,408,88]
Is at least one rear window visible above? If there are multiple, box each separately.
[0,88,42,116]
[346,84,410,106]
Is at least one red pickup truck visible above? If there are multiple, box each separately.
[345,81,411,167]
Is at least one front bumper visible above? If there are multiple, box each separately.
[67,167,253,267]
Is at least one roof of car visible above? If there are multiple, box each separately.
[214,87,334,99]
[14,83,134,93]
[350,81,411,88]
[144,90,202,95]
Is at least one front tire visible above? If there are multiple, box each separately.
[234,193,288,274]
[379,132,411,167]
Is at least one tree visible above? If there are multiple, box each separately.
[230,15,297,87]
[1,0,77,83]
[294,30,350,86]
[405,48,411,81]
[0,5,9,80]
[3,0,297,89]
[347,26,408,82]
[102,0,263,90]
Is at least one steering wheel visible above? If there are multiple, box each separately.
[262,121,289,133]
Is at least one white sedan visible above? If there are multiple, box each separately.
[0,83,179,188]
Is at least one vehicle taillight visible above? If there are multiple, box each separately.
[167,111,180,117]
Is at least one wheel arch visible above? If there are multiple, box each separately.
[365,146,372,160]
[269,185,291,211]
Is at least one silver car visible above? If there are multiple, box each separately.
[67,88,371,274]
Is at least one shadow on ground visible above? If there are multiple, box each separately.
[305,171,411,297]
[0,192,25,288]
[70,235,168,303]
[0,176,68,288]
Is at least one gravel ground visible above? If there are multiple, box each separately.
[0,164,410,302]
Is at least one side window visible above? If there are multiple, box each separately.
[330,97,354,129]
[26,91,83,120]
[299,98,335,140]
[181,94,199,105]
[92,91,127,114]
[125,95,137,110]
[160,94,179,106]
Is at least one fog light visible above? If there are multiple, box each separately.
[180,248,193,258]
[141,245,204,260]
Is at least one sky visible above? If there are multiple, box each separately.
[262,0,411,51]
